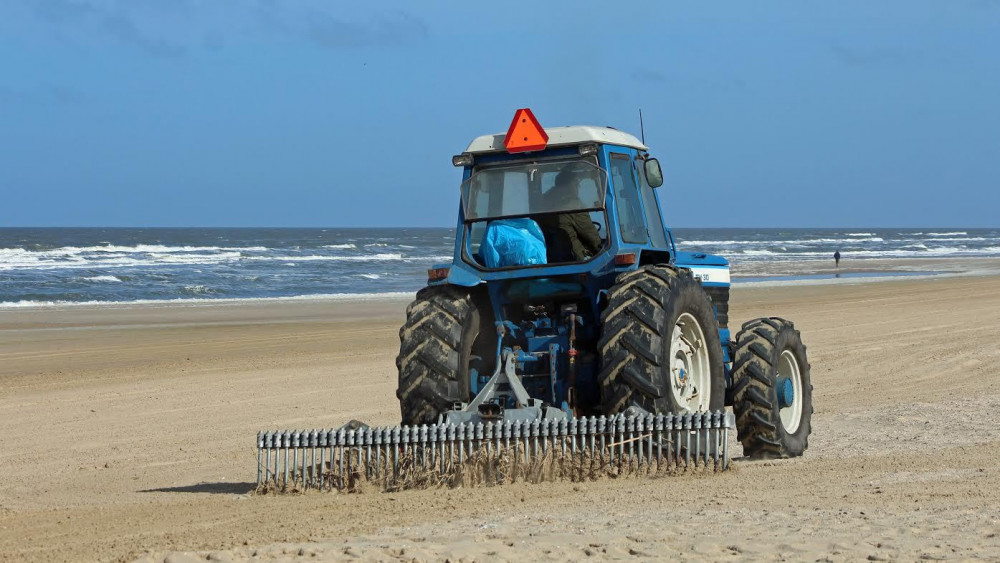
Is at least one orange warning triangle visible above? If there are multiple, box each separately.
[503,108,549,153]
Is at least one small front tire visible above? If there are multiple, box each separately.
[731,317,813,458]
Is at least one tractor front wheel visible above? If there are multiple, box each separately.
[731,317,813,458]
[396,286,480,426]
[598,266,725,415]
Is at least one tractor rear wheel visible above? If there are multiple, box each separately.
[598,266,725,415]
[731,317,813,458]
[396,285,480,426]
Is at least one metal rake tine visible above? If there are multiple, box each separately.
[684,414,692,469]
[282,432,291,490]
[693,415,702,468]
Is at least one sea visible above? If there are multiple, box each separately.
[1,227,998,307]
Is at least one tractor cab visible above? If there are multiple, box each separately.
[435,112,673,288]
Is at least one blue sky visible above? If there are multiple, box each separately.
[1,1,998,228]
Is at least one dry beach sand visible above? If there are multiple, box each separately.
[2,258,1000,562]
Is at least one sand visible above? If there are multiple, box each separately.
[2,267,1000,562]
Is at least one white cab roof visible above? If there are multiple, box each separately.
[464,125,648,154]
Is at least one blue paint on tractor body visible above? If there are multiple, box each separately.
[434,140,734,413]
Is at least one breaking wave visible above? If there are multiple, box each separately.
[735,246,1000,259]
[678,237,885,245]
[2,227,997,307]
[0,292,417,309]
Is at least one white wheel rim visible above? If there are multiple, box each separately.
[669,312,711,411]
[778,349,803,434]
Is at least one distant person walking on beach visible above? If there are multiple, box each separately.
[834,250,841,268]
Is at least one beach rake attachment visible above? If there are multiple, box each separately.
[255,411,735,493]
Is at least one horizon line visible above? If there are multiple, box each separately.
[0,225,997,230]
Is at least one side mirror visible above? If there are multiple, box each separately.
[644,158,664,188]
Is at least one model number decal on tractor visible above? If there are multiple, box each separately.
[688,267,731,285]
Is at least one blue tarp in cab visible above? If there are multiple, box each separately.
[480,218,548,268]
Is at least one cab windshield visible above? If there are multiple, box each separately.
[461,157,610,269]
[461,157,606,221]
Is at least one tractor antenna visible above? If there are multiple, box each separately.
[638,108,646,144]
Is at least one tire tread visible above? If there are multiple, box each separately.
[731,317,812,459]
[396,286,477,425]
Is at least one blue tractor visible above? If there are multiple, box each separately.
[396,109,813,459]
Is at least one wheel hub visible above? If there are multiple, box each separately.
[777,377,794,408]
[671,337,695,398]
[669,313,710,411]
[777,350,804,434]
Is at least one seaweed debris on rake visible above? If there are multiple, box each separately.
[256,411,734,493]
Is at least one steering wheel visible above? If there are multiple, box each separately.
[592,221,602,232]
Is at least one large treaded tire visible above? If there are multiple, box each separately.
[731,317,813,459]
[395,286,480,426]
[598,265,725,415]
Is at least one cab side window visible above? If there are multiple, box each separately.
[609,153,648,244]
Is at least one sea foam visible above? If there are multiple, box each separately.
[0,292,417,309]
